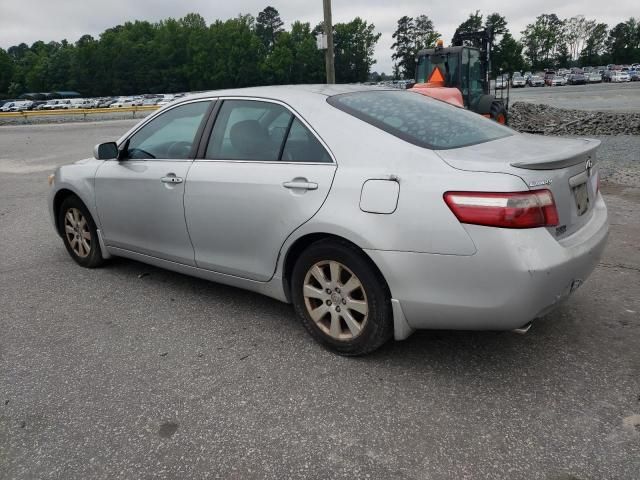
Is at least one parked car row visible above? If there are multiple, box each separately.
[0,93,188,113]
[497,64,638,88]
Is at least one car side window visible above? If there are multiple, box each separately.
[206,100,293,161]
[281,119,332,163]
[125,101,210,160]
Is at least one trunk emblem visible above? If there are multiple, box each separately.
[528,179,553,187]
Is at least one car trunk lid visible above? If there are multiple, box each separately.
[436,133,600,239]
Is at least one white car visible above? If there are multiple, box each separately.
[1,101,33,112]
[550,76,566,86]
[588,72,603,83]
[110,97,137,108]
[610,71,630,83]
[157,94,176,107]
[1,102,16,112]
[70,99,93,109]
[495,76,508,90]
[511,76,526,88]
[42,100,72,110]
[47,85,608,355]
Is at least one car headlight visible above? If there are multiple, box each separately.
[48,173,55,186]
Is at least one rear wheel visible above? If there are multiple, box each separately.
[291,240,392,356]
[58,196,104,268]
[490,101,508,125]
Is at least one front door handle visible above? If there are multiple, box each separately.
[161,175,183,184]
[283,181,318,191]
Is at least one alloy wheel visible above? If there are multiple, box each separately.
[64,208,91,258]
[303,260,369,340]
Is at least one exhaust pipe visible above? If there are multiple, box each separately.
[512,321,533,335]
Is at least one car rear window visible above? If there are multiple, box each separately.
[327,90,512,150]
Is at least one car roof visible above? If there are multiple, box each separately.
[181,84,387,104]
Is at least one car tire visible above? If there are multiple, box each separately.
[490,101,508,125]
[58,196,105,268]
[291,239,393,356]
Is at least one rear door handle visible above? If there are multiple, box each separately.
[282,181,318,191]
[161,175,183,184]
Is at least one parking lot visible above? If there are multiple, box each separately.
[1,111,639,478]
[509,81,640,112]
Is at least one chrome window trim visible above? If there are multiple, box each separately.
[192,159,336,166]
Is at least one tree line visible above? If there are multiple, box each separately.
[0,7,379,97]
[390,11,640,80]
[0,7,639,98]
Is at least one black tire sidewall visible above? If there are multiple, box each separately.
[58,196,103,268]
[490,101,507,124]
[291,240,392,356]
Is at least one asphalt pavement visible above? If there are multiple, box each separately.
[0,120,639,479]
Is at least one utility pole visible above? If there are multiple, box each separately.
[323,0,335,84]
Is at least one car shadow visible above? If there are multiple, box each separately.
[97,256,573,377]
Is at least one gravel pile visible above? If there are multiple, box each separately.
[509,102,640,136]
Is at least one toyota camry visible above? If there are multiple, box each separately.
[48,85,609,355]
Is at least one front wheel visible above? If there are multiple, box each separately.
[291,240,393,356]
[58,196,105,268]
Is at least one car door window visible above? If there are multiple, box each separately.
[206,100,293,161]
[125,101,210,160]
[205,99,330,163]
[281,118,332,163]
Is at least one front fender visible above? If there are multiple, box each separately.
[48,159,103,235]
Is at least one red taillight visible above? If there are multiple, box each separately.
[444,189,559,229]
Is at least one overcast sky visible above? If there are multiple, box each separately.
[0,0,635,74]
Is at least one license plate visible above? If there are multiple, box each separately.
[573,182,589,216]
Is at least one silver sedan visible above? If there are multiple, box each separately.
[48,85,608,355]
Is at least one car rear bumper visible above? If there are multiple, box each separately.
[366,194,608,331]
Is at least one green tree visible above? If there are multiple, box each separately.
[485,13,507,36]
[333,17,381,83]
[48,41,75,91]
[0,9,385,96]
[563,16,588,62]
[0,48,14,95]
[606,18,640,63]
[521,14,565,69]
[554,42,571,68]
[579,23,608,65]
[180,13,210,92]
[206,15,262,89]
[73,35,99,94]
[256,6,284,51]
[391,15,439,80]
[391,16,415,79]
[288,21,325,83]
[261,31,294,84]
[492,32,524,73]
[414,15,440,52]
[452,11,483,46]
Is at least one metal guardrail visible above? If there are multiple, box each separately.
[0,105,160,121]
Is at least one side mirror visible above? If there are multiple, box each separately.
[93,142,119,160]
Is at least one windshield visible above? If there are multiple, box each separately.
[327,90,513,150]
[416,52,460,86]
